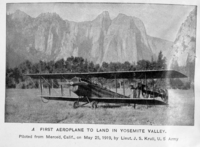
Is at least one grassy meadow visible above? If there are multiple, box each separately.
[5,88,194,125]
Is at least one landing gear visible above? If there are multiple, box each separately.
[73,101,79,109]
[91,101,98,109]
[73,98,98,109]
[41,97,49,103]
[133,104,136,109]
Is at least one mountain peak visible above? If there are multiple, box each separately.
[117,13,130,18]
[37,12,62,20]
[114,13,132,21]
[95,11,111,20]
[112,13,133,25]
[11,9,31,21]
[35,12,63,24]
[101,11,109,17]
[92,11,111,29]
[14,9,27,15]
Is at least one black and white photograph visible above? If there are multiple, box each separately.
[5,2,196,126]
[2,1,200,147]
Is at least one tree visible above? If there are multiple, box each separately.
[157,51,167,69]
[136,60,150,70]
[46,61,55,73]
[6,68,16,88]
[101,62,109,72]
[109,62,121,71]
[55,59,65,72]
[122,62,131,71]
[74,57,85,72]
[88,62,95,72]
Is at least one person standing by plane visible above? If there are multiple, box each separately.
[130,80,139,98]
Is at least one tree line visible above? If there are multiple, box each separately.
[7,51,190,89]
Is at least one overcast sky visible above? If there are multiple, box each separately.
[7,3,195,42]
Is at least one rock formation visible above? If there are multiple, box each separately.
[7,10,174,68]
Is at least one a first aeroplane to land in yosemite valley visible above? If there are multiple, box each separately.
[26,69,187,109]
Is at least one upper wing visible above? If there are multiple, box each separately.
[25,70,187,79]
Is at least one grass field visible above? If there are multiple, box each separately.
[5,88,194,125]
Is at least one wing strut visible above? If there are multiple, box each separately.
[41,76,60,96]
[115,75,117,94]
[61,76,71,96]
[61,85,63,96]
[40,78,43,95]
[123,79,125,96]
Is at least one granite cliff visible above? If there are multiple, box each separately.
[170,8,196,67]
[7,10,173,67]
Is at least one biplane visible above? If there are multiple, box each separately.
[26,70,187,109]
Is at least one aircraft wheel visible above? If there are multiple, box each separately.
[41,97,49,103]
[133,104,136,109]
[73,101,79,109]
[91,101,98,109]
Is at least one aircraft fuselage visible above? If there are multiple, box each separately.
[70,82,128,98]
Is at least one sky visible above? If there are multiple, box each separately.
[7,3,195,42]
